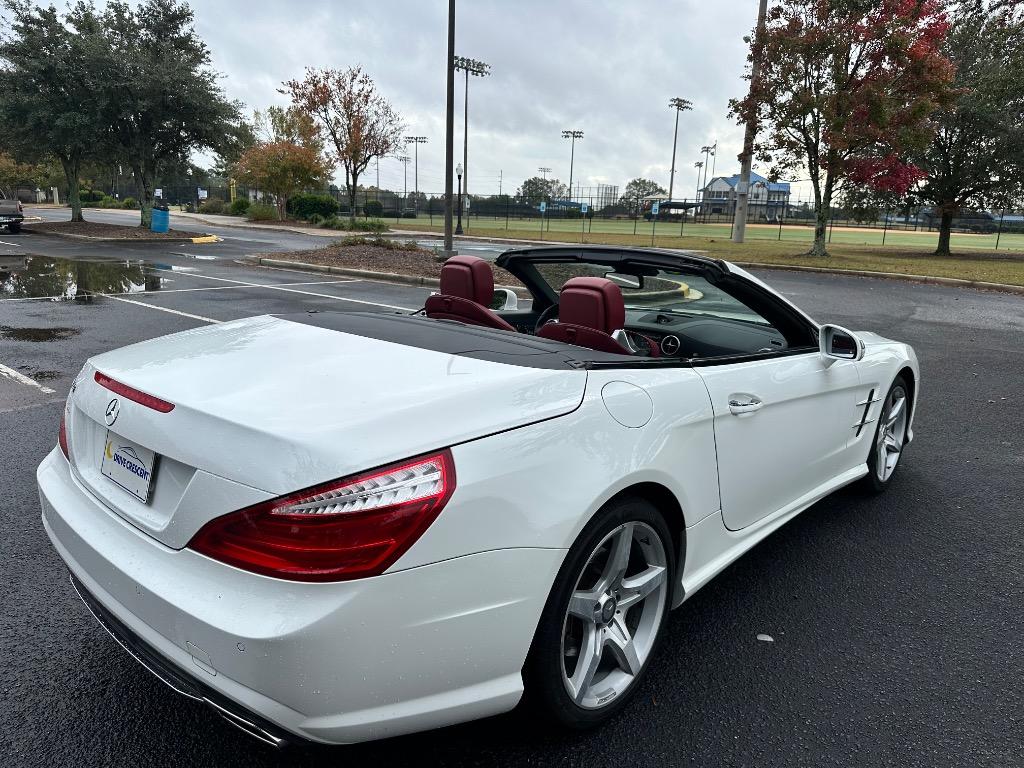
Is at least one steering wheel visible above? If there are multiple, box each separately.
[534,303,559,334]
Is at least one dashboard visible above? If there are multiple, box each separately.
[624,310,788,359]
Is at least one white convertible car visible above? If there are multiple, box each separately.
[38,246,919,747]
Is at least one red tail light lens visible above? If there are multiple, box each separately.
[188,450,456,582]
[58,412,69,460]
[94,371,174,413]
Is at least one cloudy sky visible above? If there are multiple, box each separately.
[195,1,782,200]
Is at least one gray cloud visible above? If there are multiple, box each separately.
[84,1,789,198]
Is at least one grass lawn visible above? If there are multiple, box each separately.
[394,216,1024,288]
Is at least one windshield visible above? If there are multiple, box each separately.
[533,262,772,326]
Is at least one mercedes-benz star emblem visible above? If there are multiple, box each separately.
[104,398,120,426]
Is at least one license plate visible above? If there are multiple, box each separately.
[100,431,157,503]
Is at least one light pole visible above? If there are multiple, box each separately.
[454,56,490,228]
[397,154,410,206]
[538,166,551,180]
[562,130,583,204]
[443,0,455,256]
[405,136,427,208]
[667,98,693,201]
[455,162,464,235]
[694,161,704,216]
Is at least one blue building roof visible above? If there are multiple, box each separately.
[715,172,791,193]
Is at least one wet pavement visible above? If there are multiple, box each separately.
[2,229,1024,767]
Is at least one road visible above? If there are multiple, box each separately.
[2,221,1023,767]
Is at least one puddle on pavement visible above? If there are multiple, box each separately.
[0,326,79,342]
[0,255,159,300]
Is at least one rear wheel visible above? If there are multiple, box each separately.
[8,222,20,234]
[862,375,910,493]
[525,496,675,729]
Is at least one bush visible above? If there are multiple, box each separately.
[121,197,138,210]
[99,195,119,208]
[363,199,384,217]
[81,190,105,203]
[287,193,339,221]
[318,216,389,233]
[361,218,389,233]
[338,235,419,251]
[229,198,250,216]
[198,199,225,214]
[308,213,324,226]
[247,202,279,221]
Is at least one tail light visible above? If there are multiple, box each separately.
[94,371,175,413]
[58,412,69,460]
[188,450,455,582]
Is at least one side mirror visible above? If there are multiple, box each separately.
[490,288,518,311]
[820,324,864,363]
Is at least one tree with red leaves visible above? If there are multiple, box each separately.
[731,0,955,256]
[912,0,1024,255]
[283,67,405,223]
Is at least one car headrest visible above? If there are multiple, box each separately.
[439,255,494,306]
[558,277,626,335]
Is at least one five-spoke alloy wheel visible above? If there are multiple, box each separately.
[527,497,675,728]
[864,375,911,492]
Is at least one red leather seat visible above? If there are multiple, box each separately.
[537,277,633,354]
[424,255,516,332]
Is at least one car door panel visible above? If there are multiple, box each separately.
[696,353,861,531]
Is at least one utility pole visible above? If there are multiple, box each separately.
[454,56,490,227]
[444,0,455,256]
[405,136,427,207]
[667,98,692,201]
[562,130,584,204]
[733,0,769,243]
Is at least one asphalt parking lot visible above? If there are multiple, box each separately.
[2,223,1023,767]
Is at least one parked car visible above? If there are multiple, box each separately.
[401,208,418,218]
[0,197,24,233]
[39,246,919,747]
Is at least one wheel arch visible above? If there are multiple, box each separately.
[896,365,917,437]
[603,482,687,608]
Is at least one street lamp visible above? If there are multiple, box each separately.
[455,162,464,235]
[454,56,490,227]
[405,136,428,207]
[667,98,693,201]
[562,130,584,203]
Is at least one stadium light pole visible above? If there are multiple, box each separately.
[733,0,769,243]
[443,0,455,256]
[405,136,428,206]
[397,154,410,202]
[562,130,584,203]
[454,56,491,228]
[538,166,551,180]
[667,98,693,201]
[455,162,464,235]
[694,161,704,216]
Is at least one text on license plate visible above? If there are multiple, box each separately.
[100,430,157,502]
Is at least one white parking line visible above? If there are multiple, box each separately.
[102,295,221,324]
[0,280,359,302]
[0,362,56,394]
[161,270,416,311]
[0,239,21,247]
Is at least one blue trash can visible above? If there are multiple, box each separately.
[151,204,170,233]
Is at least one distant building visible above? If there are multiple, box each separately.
[701,172,791,220]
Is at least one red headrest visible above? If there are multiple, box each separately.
[439,255,494,306]
[558,277,625,335]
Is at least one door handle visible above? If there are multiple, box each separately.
[728,395,763,415]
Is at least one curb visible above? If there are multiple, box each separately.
[24,228,221,244]
[731,261,1024,295]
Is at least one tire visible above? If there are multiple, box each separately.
[862,375,911,493]
[7,222,20,234]
[525,496,676,729]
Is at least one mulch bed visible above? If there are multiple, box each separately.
[24,221,196,239]
[265,242,525,288]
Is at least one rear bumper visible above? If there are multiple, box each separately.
[39,448,565,744]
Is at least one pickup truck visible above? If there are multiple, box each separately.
[0,198,24,233]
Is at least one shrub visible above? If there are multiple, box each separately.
[319,215,342,229]
[247,202,279,221]
[99,195,119,208]
[363,199,384,217]
[338,235,419,251]
[229,198,250,216]
[287,193,339,221]
[361,218,389,233]
[318,217,389,233]
[198,199,225,214]
[308,213,324,226]
[80,190,105,204]
[121,197,138,209]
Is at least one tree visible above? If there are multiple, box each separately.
[911,0,1024,255]
[620,178,668,216]
[284,67,405,222]
[0,152,40,198]
[515,176,567,205]
[101,0,242,226]
[234,141,329,218]
[731,0,954,256]
[0,1,111,221]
